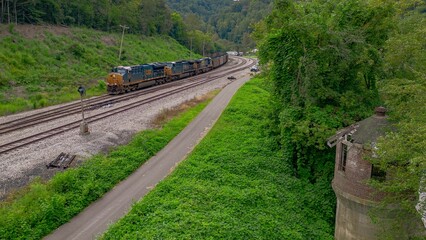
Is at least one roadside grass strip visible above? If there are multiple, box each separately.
[102,77,335,239]
[0,100,210,240]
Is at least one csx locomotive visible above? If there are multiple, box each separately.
[106,53,228,94]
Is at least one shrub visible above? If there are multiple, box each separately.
[8,24,15,34]
[97,80,106,91]
[69,43,86,58]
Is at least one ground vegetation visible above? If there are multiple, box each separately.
[101,77,335,239]
[0,95,212,240]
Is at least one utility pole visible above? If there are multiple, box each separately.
[202,40,205,57]
[190,37,193,59]
[118,25,129,61]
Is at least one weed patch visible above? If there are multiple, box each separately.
[151,90,219,127]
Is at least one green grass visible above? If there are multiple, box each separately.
[101,77,336,239]
[0,25,199,116]
[0,98,210,240]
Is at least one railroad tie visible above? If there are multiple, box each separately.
[46,152,76,169]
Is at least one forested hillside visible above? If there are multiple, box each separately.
[0,0,225,55]
[0,25,197,115]
[166,0,273,50]
[0,0,172,36]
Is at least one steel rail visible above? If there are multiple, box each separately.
[0,57,254,155]
[0,57,246,135]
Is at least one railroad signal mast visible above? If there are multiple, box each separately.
[78,86,89,135]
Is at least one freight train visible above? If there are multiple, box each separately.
[106,53,228,94]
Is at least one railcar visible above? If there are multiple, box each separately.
[166,61,195,80]
[196,57,213,73]
[106,63,170,94]
[106,53,228,95]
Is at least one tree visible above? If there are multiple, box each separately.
[169,12,187,44]
[255,0,394,181]
[166,0,274,50]
[369,3,426,235]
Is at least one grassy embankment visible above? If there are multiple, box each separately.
[102,77,336,239]
[0,94,213,239]
[0,24,198,116]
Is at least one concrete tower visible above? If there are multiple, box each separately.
[327,107,388,239]
[327,107,425,239]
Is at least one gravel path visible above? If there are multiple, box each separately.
[0,57,244,199]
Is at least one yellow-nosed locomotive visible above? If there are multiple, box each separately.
[106,53,228,94]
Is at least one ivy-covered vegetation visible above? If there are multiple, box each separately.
[255,0,394,182]
[256,0,426,235]
[0,95,211,240]
[0,25,198,115]
[101,77,335,239]
[369,1,426,235]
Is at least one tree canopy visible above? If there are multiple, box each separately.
[256,0,426,234]
[369,2,426,233]
[166,0,273,51]
[0,0,173,35]
[255,0,394,181]
[0,0,227,55]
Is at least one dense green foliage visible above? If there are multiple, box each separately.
[102,77,335,239]
[1,0,171,36]
[0,0,227,54]
[368,2,426,235]
[255,0,394,182]
[166,0,273,51]
[0,25,197,115]
[256,0,426,236]
[0,96,210,240]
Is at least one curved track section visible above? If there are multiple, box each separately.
[0,57,247,135]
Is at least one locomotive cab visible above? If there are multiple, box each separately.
[106,66,130,94]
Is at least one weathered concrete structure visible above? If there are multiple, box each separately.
[328,107,425,239]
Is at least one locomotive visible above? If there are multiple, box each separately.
[106,53,228,94]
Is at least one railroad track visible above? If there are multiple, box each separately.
[0,57,247,136]
[0,57,255,155]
